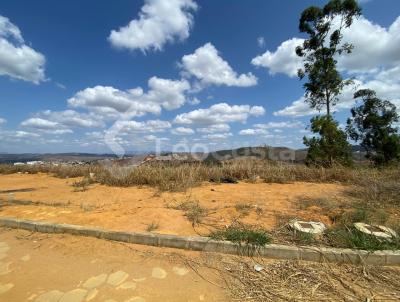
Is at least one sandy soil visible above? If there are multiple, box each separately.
[1,228,399,302]
[0,173,348,236]
[0,228,227,302]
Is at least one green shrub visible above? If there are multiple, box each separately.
[210,224,270,247]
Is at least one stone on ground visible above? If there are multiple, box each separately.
[172,266,189,276]
[85,288,98,301]
[83,273,107,289]
[35,290,64,302]
[107,271,129,286]
[151,267,167,279]
[117,281,137,290]
[59,289,88,302]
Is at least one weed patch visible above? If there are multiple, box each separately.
[235,202,252,217]
[325,226,400,251]
[146,221,159,232]
[210,223,270,247]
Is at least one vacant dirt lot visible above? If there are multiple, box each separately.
[1,228,399,302]
[0,228,227,302]
[0,173,349,236]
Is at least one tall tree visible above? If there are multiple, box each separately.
[296,0,361,167]
[304,116,353,166]
[347,89,400,165]
[296,0,361,116]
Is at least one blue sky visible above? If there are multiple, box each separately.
[0,0,399,154]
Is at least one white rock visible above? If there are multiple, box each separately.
[59,289,88,302]
[35,290,64,302]
[107,271,129,286]
[83,274,107,289]
[151,267,167,279]
[172,266,189,276]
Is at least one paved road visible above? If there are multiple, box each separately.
[0,228,227,302]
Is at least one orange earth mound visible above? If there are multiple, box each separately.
[0,173,348,236]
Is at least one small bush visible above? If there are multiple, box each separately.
[325,227,400,251]
[210,224,270,247]
[72,177,93,192]
[235,202,252,217]
[337,208,389,227]
[146,221,159,232]
[176,201,208,226]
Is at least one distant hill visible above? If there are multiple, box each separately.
[204,146,307,163]
[0,145,366,164]
[0,153,116,164]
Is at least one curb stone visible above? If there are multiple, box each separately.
[0,217,398,266]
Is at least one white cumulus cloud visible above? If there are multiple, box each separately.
[239,128,268,136]
[108,0,197,52]
[251,16,400,77]
[251,38,304,78]
[181,43,258,87]
[171,127,195,135]
[174,103,265,125]
[21,118,61,130]
[68,77,190,119]
[0,15,46,83]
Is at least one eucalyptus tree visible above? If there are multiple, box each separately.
[296,0,361,116]
[347,89,400,165]
[296,0,361,167]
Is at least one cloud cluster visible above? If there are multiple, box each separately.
[0,15,46,83]
[239,121,304,136]
[111,119,171,134]
[252,16,400,117]
[171,126,195,135]
[174,103,265,125]
[108,0,197,52]
[251,38,304,78]
[68,76,190,119]
[20,110,104,134]
[181,43,258,87]
[251,16,400,77]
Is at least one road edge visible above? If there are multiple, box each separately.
[0,216,398,266]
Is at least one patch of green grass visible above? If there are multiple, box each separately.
[293,231,317,245]
[210,224,270,247]
[146,221,159,232]
[325,226,400,251]
[337,208,389,226]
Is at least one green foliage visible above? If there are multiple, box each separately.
[304,115,353,167]
[326,227,400,251]
[347,89,400,166]
[210,224,270,247]
[296,0,361,116]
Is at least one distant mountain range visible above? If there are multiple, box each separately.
[0,145,366,164]
[0,153,117,164]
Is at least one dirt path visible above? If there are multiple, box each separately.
[0,173,348,236]
[0,228,227,302]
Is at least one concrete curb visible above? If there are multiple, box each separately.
[0,217,398,266]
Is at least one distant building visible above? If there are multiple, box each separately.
[26,161,44,165]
